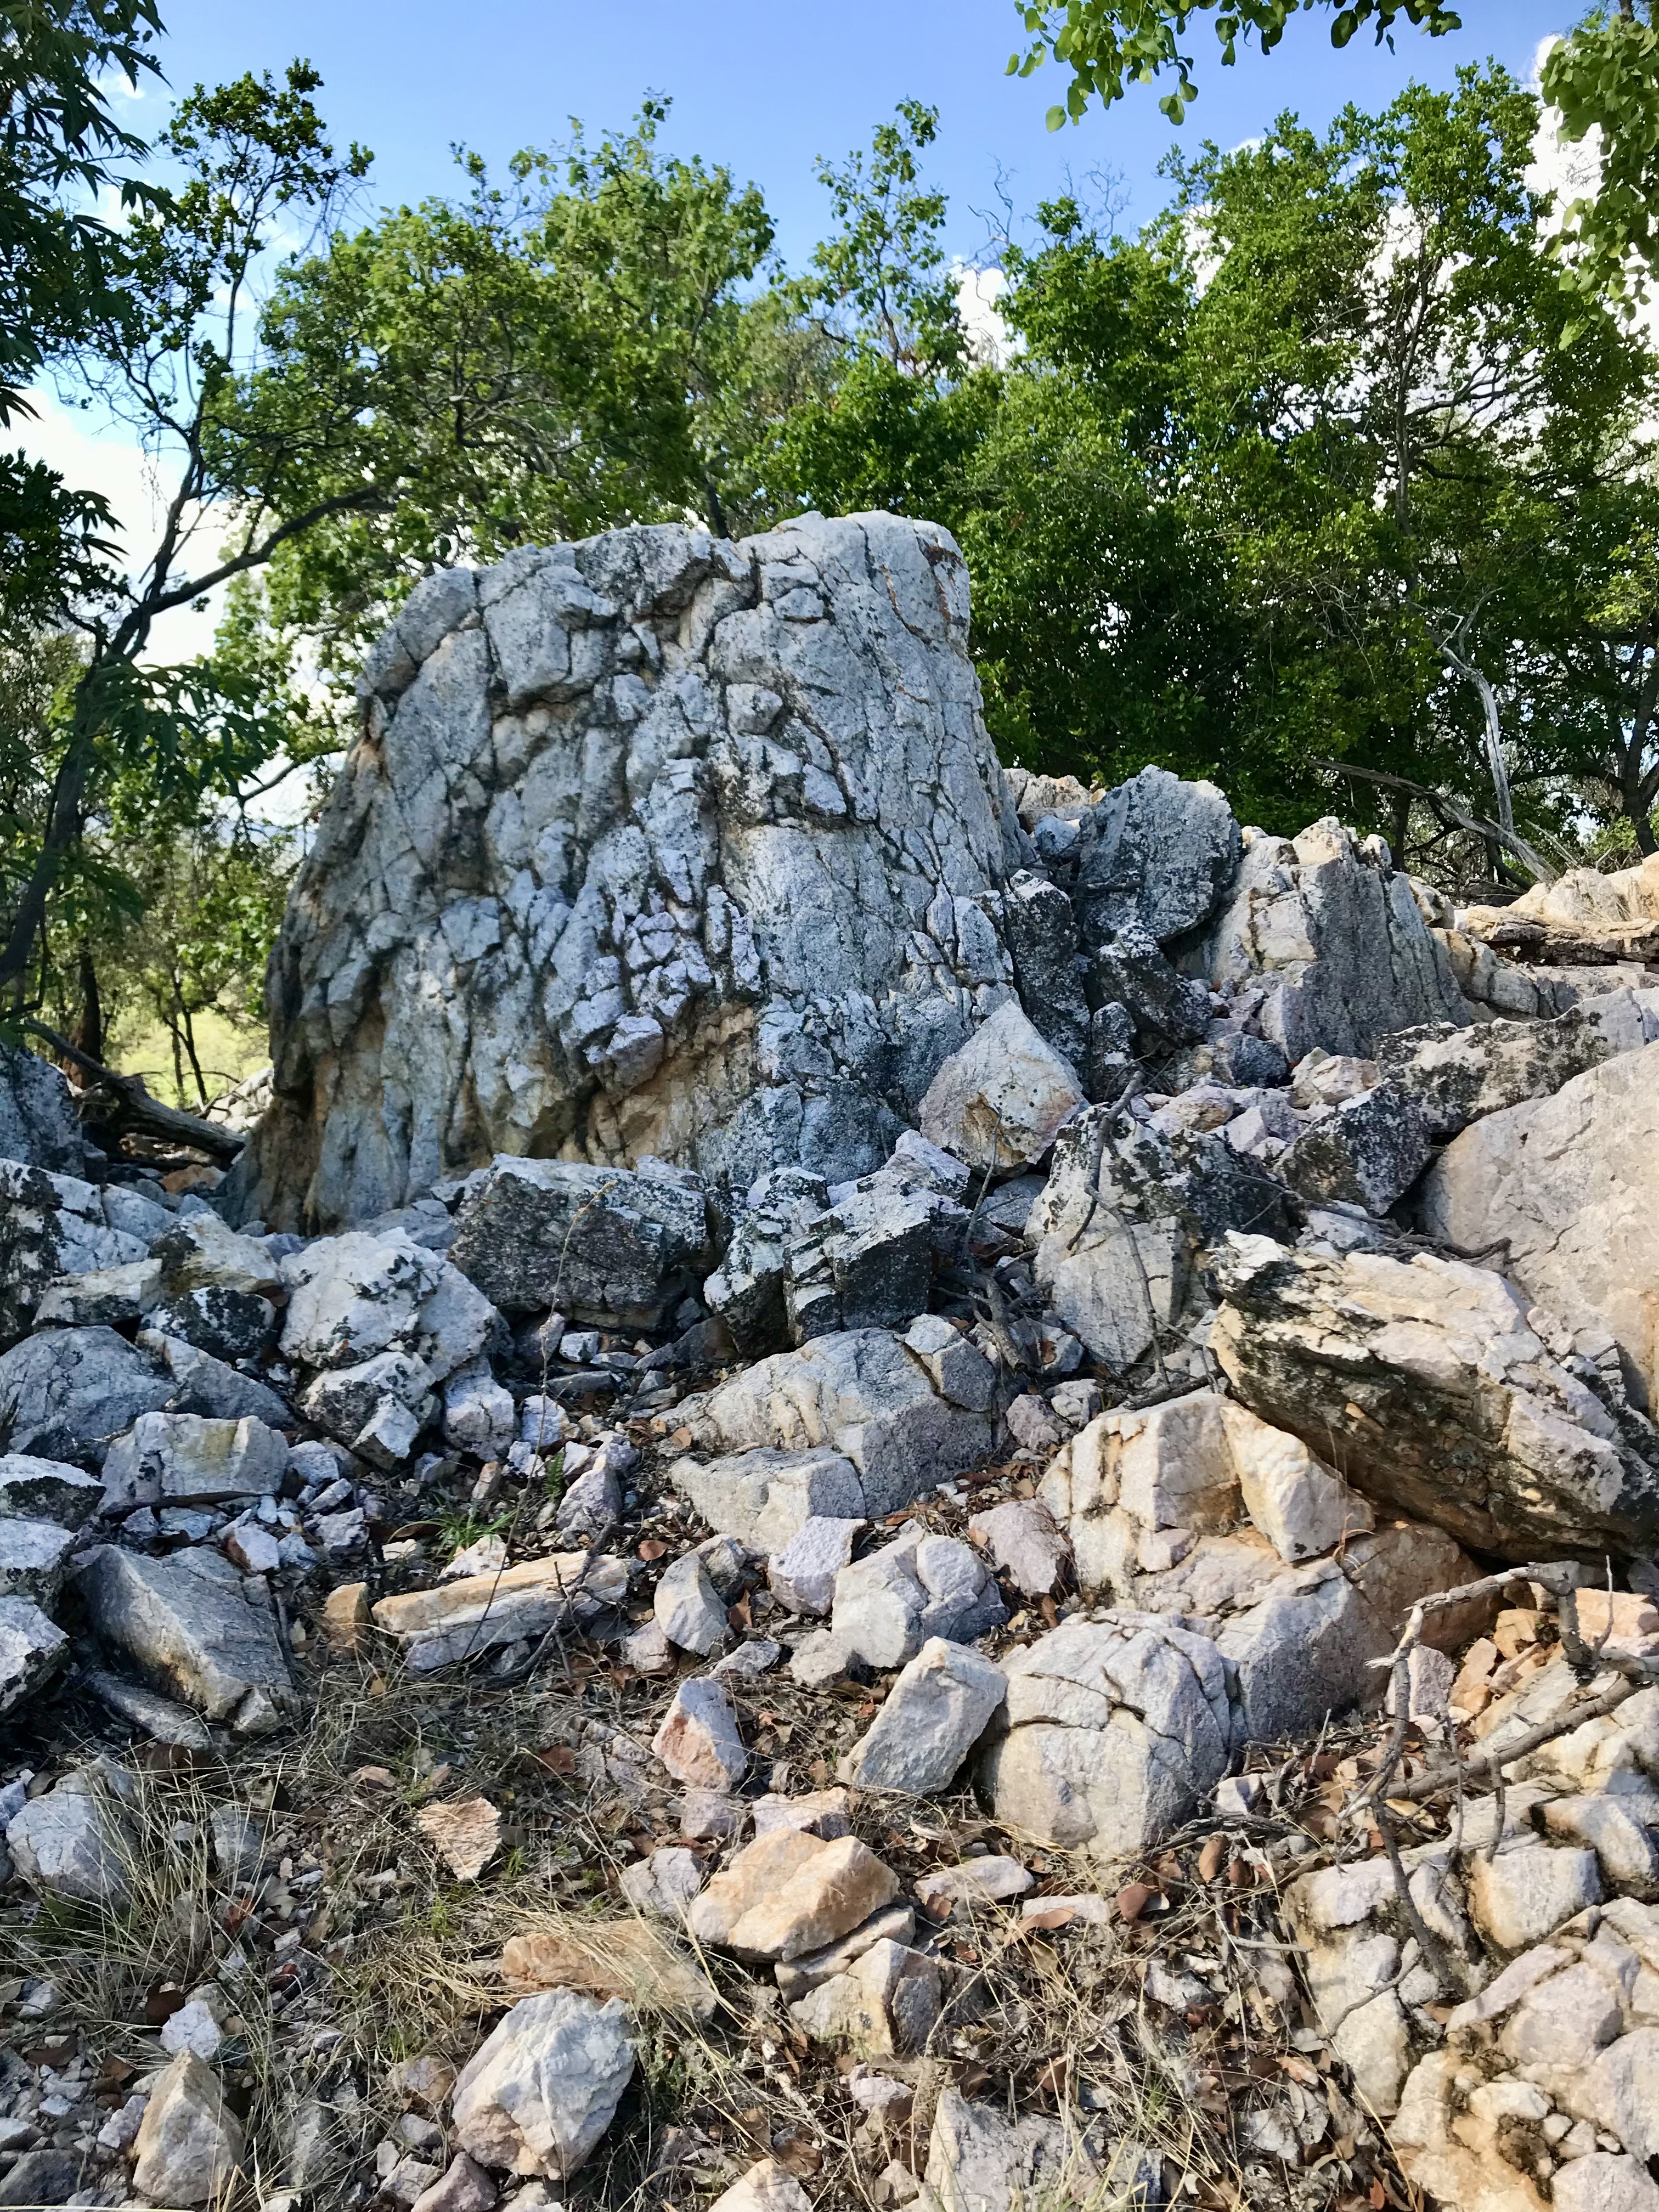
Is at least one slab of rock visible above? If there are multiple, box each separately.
[371,1551,625,1672]
[979,1613,1233,1859]
[772,1901,918,1997]
[101,1410,287,1511]
[0,1325,171,1462]
[152,1210,285,1298]
[831,1527,1004,1669]
[0,1593,67,1716]
[139,1329,294,1426]
[280,1228,496,1381]
[654,1549,731,1655]
[967,1499,1070,1598]
[0,1160,154,1344]
[1420,1041,1659,1419]
[84,1668,213,1747]
[684,1329,993,1521]
[6,1767,134,1905]
[918,999,1084,1173]
[706,2160,816,2212]
[1211,1233,1659,1562]
[1200,818,1471,1062]
[751,1786,854,1839]
[619,1844,704,1921]
[239,514,1029,1232]
[686,1826,827,1946]
[1221,1400,1375,1564]
[721,1835,900,1962]
[0,1516,75,1606]
[1278,1082,1432,1216]
[75,1545,297,1733]
[410,2153,498,2212]
[1028,1102,1294,1372]
[449,1156,710,1326]
[1380,986,1659,1138]
[416,1797,503,1882]
[35,1256,163,1329]
[303,1346,436,1468]
[915,1856,1034,1910]
[0,1039,85,1176]
[704,1167,832,1355]
[1074,765,1242,950]
[790,1936,943,2057]
[672,1445,863,1552]
[652,1674,748,1791]
[0,1449,103,1523]
[500,1922,716,2021]
[902,1313,997,1412]
[768,1515,865,1615]
[1038,1389,1242,1595]
[132,2049,244,2207]
[442,1358,516,1455]
[452,1991,634,2179]
[919,2087,1110,2212]
[840,1638,1007,1793]
[1000,867,1091,1071]
[1217,1522,1483,1745]
[783,1176,938,1341]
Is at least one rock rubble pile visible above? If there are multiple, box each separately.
[3,513,1659,2212]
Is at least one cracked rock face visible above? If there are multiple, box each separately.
[240,513,1028,1232]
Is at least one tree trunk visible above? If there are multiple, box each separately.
[180,1002,209,1110]
[0,675,102,997]
[70,945,103,1068]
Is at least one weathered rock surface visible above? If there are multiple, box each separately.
[371,1551,626,1671]
[672,1445,864,1552]
[131,2049,245,2205]
[240,514,1031,1231]
[5,1765,134,1905]
[979,1614,1235,1858]
[448,1155,710,1325]
[0,1594,68,1714]
[917,998,1084,1173]
[839,1636,1007,1792]
[1028,1103,1292,1373]
[917,2087,1115,2212]
[280,1228,496,1380]
[451,1991,635,2178]
[1277,1082,1432,1216]
[0,1325,171,1462]
[830,1526,1005,1668]
[1212,1234,1659,1561]
[1200,819,1471,1060]
[75,1545,298,1732]
[1420,1041,1659,1417]
[0,1041,85,1177]
[682,1329,994,1519]
[101,1410,287,1510]
[1380,986,1659,1139]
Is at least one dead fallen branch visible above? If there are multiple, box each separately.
[26,1018,245,1165]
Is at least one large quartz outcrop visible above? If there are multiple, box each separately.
[240,514,1029,1231]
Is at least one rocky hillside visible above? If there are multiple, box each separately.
[3,515,1659,2212]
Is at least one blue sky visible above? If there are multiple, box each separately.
[144,0,1572,267]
